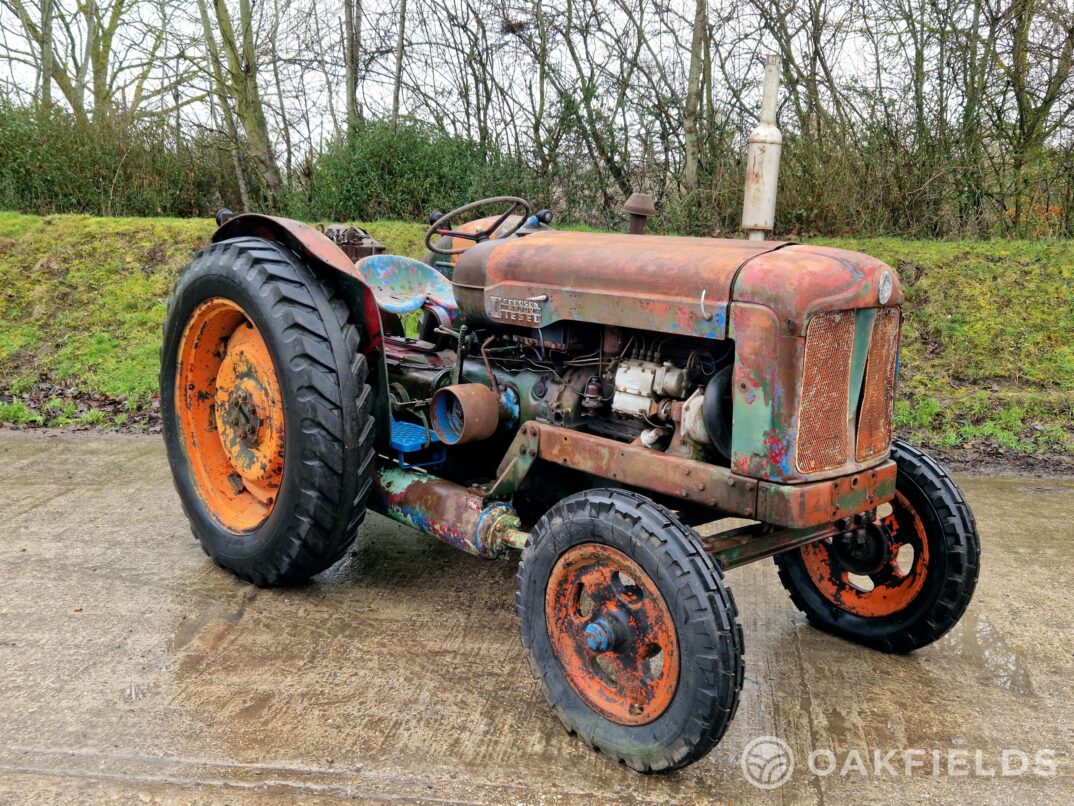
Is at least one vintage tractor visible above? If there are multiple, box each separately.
[160,196,980,772]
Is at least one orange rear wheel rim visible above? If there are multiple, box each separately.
[545,544,679,725]
[800,491,930,618]
[175,298,284,532]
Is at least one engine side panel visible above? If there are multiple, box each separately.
[729,302,900,483]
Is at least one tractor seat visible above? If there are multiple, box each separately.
[355,254,456,316]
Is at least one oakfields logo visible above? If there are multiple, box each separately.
[741,737,794,789]
[741,737,1058,789]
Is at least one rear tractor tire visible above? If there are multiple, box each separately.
[161,237,375,586]
[775,439,980,652]
[516,489,744,772]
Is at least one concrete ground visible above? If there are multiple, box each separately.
[0,431,1071,805]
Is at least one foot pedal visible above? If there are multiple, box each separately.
[390,419,445,469]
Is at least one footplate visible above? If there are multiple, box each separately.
[389,419,445,469]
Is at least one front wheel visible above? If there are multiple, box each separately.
[161,237,375,586]
[775,440,980,652]
[516,489,744,772]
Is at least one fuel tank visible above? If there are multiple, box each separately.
[452,230,903,338]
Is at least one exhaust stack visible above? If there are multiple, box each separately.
[741,55,783,241]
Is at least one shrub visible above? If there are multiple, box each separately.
[302,121,543,222]
[0,101,246,217]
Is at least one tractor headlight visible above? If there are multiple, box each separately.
[878,270,893,305]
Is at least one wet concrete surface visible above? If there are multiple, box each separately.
[0,430,1071,804]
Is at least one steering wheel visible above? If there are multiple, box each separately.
[424,196,533,256]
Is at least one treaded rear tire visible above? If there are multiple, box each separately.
[161,236,375,586]
[517,488,744,772]
[774,439,980,652]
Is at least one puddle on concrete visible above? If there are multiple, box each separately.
[167,586,257,678]
[940,611,1033,695]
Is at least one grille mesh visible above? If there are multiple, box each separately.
[856,307,901,460]
[797,312,855,473]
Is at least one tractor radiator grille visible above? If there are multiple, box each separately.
[856,307,901,461]
[796,311,855,473]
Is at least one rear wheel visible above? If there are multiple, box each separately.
[775,440,979,652]
[517,489,744,772]
[161,237,375,586]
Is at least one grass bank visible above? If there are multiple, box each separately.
[1,212,1071,461]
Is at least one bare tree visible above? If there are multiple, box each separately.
[342,0,362,130]
[197,0,283,206]
[390,0,405,127]
[0,0,1071,235]
[682,0,706,191]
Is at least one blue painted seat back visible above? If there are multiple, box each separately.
[355,254,456,316]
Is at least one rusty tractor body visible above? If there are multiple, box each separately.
[162,198,979,772]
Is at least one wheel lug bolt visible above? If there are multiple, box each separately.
[584,619,617,653]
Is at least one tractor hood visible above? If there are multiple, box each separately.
[452,230,903,338]
[730,242,905,335]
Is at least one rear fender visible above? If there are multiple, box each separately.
[212,214,391,445]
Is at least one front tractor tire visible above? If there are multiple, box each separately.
[161,237,375,587]
[517,489,744,772]
[775,439,980,652]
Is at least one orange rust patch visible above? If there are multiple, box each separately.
[176,298,284,532]
[799,491,929,618]
[544,544,679,726]
[797,311,855,473]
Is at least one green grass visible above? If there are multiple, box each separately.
[0,213,216,402]
[0,212,44,240]
[814,237,1074,453]
[1,211,1071,454]
[0,213,426,409]
[0,399,44,425]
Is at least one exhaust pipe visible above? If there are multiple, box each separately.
[373,465,529,558]
[741,55,783,241]
[624,192,656,235]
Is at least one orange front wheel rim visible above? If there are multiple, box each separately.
[545,544,680,725]
[800,491,930,618]
[175,298,284,532]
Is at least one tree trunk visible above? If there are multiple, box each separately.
[196,0,252,210]
[40,0,54,107]
[391,0,407,128]
[683,0,706,192]
[209,0,284,208]
[343,0,362,131]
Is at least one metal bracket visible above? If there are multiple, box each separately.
[700,522,838,570]
[487,424,542,498]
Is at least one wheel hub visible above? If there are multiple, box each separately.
[829,524,891,575]
[212,321,284,487]
[799,491,930,618]
[221,389,262,446]
[584,616,624,653]
[175,298,284,532]
[545,543,679,726]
